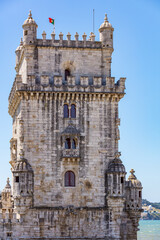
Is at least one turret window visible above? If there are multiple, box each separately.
[24,30,28,36]
[121,177,124,184]
[15,176,19,183]
[65,171,75,187]
[139,191,142,198]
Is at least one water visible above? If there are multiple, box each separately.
[138,220,160,240]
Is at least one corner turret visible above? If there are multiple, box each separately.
[12,150,34,215]
[99,13,114,48]
[1,178,13,211]
[125,169,142,211]
[107,153,126,198]
[22,10,37,45]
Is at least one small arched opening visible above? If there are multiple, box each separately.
[65,138,71,149]
[64,171,75,187]
[65,69,71,81]
[64,104,69,118]
[72,139,76,149]
[71,104,76,118]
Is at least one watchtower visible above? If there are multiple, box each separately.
[0,11,143,240]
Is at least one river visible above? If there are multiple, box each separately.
[138,220,160,240]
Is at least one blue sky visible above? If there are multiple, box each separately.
[0,0,160,202]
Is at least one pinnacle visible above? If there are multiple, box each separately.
[104,13,108,22]
[5,178,11,188]
[128,169,137,180]
[28,10,32,19]
[130,169,135,175]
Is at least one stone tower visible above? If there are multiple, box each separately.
[0,11,142,240]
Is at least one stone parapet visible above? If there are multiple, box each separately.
[8,75,126,103]
[30,38,104,49]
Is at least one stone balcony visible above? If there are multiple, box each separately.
[8,74,126,117]
[62,149,80,158]
[9,74,126,102]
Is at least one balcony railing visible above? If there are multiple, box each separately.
[62,149,79,158]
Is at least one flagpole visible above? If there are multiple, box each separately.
[93,9,95,33]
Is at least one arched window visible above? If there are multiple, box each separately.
[65,138,71,149]
[65,171,75,187]
[65,69,71,81]
[64,104,69,118]
[71,104,76,118]
[72,139,76,149]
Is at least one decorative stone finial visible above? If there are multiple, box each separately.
[5,178,11,188]
[51,32,55,42]
[42,30,46,37]
[128,169,137,180]
[59,32,63,41]
[75,32,79,41]
[130,169,135,175]
[82,33,87,41]
[104,14,108,21]
[20,38,23,46]
[67,32,71,42]
[28,10,32,19]
[115,152,121,159]
[90,32,96,41]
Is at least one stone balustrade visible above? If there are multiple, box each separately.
[62,149,79,158]
[8,74,126,110]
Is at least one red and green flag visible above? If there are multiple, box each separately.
[49,18,55,25]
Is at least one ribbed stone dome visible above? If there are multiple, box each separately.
[23,10,37,27]
[99,14,112,30]
[128,169,142,188]
[2,178,11,192]
[108,157,126,173]
[14,158,33,172]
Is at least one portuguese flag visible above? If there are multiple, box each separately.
[49,18,55,25]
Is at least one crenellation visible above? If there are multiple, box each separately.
[42,31,46,44]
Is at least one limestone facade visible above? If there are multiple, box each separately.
[0,11,142,240]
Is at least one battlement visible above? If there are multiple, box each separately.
[34,32,103,49]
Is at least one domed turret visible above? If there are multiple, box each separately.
[22,10,38,45]
[99,13,114,48]
[128,169,142,188]
[125,169,143,211]
[107,153,126,197]
[1,178,12,210]
[12,151,34,214]
[108,157,126,173]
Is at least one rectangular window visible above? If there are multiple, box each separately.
[7,233,12,237]
[121,177,124,184]
[15,176,19,183]
[139,191,142,198]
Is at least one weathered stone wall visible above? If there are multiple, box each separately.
[13,95,118,207]
[1,12,143,240]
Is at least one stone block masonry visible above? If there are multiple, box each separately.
[0,11,143,240]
